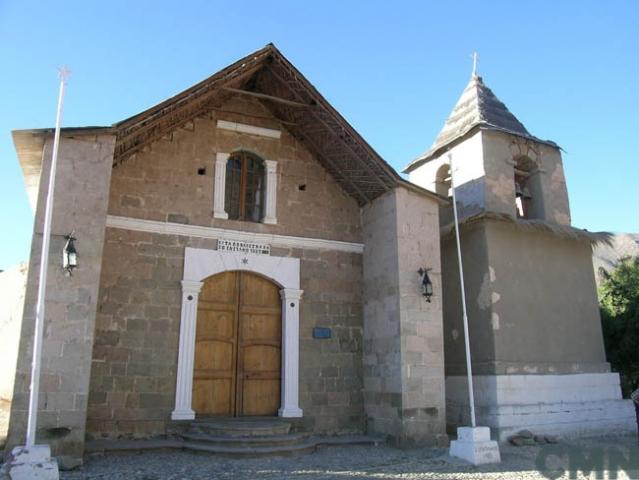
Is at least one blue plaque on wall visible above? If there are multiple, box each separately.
[312,327,332,339]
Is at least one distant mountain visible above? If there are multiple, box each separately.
[592,233,639,286]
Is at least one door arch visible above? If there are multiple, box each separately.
[171,247,303,421]
[193,271,282,416]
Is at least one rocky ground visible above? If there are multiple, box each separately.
[52,435,638,480]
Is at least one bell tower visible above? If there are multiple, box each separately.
[404,72,571,226]
[403,68,635,441]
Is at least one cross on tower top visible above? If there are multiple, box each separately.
[471,52,479,77]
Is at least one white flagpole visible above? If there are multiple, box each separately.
[26,67,70,447]
[448,152,477,428]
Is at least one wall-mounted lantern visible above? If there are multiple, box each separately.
[418,267,433,302]
[63,232,77,275]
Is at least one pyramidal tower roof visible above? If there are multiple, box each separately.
[404,74,557,172]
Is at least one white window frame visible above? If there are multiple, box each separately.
[213,152,277,224]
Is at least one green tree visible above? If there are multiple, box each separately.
[599,256,639,397]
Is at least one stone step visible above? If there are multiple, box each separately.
[190,417,291,437]
[181,431,307,448]
[182,439,316,457]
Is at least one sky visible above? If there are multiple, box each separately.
[0,0,637,270]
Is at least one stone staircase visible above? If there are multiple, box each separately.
[181,417,316,457]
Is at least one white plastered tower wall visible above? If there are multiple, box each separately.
[405,74,636,440]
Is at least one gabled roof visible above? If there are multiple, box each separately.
[13,44,446,207]
[112,44,406,205]
[404,74,558,173]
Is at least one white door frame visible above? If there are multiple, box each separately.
[171,247,303,420]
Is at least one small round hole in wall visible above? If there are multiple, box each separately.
[188,295,193,301]
[290,302,295,308]
[298,184,306,191]
[197,168,206,175]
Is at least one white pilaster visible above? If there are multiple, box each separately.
[263,159,278,224]
[213,152,229,219]
[171,280,203,420]
[278,288,303,417]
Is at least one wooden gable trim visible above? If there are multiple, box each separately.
[109,44,409,205]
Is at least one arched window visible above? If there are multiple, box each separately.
[435,164,452,198]
[225,151,265,222]
[514,157,535,219]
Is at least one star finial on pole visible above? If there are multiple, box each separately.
[58,66,71,83]
[471,52,479,77]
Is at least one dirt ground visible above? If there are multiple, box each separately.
[55,434,639,480]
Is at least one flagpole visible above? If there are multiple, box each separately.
[448,152,477,428]
[26,67,69,447]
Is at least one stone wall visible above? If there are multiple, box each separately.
[86,228,364,439]
[108,94,361,243]
[409,131,484,224]
[442,218,608,376]
[362,187,446,447]
[408,129,571,226]
[481,130,570,225]
[485,221,607,373]
[394,188,447,446]
[361,189,402,438]
[441,222,495,376]
[85,92,367,440]
[6,134,115,468]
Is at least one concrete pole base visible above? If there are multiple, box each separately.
[449,426,501,465]
[0,445,59,480]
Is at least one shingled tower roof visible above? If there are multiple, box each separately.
[404,74,558,172]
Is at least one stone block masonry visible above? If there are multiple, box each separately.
[5,134,116,469]
[362,187,447,447]
[108,95,362,244]
[86,229,365,440]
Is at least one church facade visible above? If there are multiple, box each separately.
[5,44,634,467]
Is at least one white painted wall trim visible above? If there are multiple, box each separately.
[446,373,625,406]
[214,151,277,225]
[106,215,364,253]
[171,248,303,420]
[171,280,203,420]
[213,153,229,219]
[445,373,635,440]
[263,159,278,224]
[216,120,281,139]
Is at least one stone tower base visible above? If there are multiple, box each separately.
[446,373,636,441]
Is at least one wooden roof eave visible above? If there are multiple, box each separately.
[110,43,403,205]
[267,47,399,188]
[114,45,274,131]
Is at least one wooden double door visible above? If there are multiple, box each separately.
[192,271,282,416]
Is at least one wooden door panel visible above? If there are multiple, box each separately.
[196,308,235,338]
[194,341,234,372]
[193,379,233,415]
[240,275,281,307]
[237,272,281,416]
[199,271,237,303]
[241,380,281,416]
[240,313,281,341]
[193,271,281,417]
[242,345,281,372]
[193,271,239,416]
